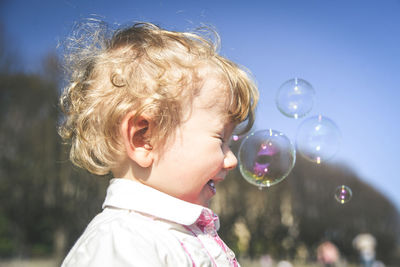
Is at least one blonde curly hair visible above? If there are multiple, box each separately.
[59,21,258,175]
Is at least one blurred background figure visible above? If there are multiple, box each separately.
[352,233,377,267]
[259,254,274,267]
[317,241,340,267]
[276,260,293,267]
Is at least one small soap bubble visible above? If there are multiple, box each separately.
[229,122,249,145]
[276,78,316,119]
[334,185,352,204]
[296,115,341,164]
[230,134,245,144]
[238,129,296,188]
[232,135,240,141]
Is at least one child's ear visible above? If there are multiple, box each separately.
[120,112,154,168]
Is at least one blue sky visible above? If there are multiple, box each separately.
[2,0,400,210]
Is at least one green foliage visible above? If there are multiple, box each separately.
[0,41,110,257]
[0,215,15,257]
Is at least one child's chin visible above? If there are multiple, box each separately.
[191,196,210,208]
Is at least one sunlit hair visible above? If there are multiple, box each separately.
[59,20,259,175]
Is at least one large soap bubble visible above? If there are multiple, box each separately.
[276,78,316,119]
[238,129,296,188]
[296,115,341,164]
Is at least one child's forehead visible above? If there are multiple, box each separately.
[194,67,232,112]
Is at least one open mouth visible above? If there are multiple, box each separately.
[207,179,216,194]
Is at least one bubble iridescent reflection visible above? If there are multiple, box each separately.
[276,78,316,119]
[296,115,341,164]
[238,129,296,188]
[334,185,352,204]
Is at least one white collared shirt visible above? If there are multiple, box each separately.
[61,178,239,267]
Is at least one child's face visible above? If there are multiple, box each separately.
[146,71,238,207]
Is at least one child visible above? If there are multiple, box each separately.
[60,21,258,266]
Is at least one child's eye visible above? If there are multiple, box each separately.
[215,134,225,143]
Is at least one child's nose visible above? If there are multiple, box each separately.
[223,149,238,170]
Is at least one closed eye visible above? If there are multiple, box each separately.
[214,134,225,144]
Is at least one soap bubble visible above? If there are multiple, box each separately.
[232,135,240,141]
[334,185,352,204]
[276,78,316,119]
[296,115,341,164]
[238,129,296,188]
[229,122,249,145]
[230,134,246,144]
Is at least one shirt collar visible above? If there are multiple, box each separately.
[102,178,218,227]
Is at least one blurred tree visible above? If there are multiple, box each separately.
[212,137,400,265]
[0,69,60,257]
[0,23,21,73]
[0,31,109,260]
